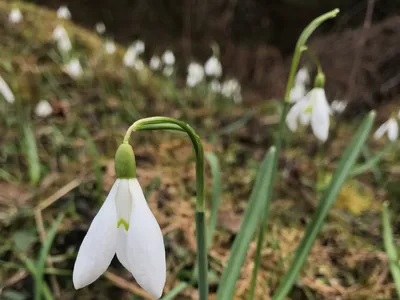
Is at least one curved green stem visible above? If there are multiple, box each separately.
[124,117,208,300]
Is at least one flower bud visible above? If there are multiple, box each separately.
[314,72,325,88]
[115,143,136,178]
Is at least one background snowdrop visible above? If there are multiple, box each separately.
[134,40,145,55]
[53,25,72,53]
[162,50,175,65]
[162,65,174,77]
[0,75,15,103]
[57,6,71,20]
[374,117,398,141]
[9,8,23,24]
[331,99,347,114]
[95,22,106,34]
[204,56,222,78]
[209,80,221,93]
[221,79,242,104]
[289,67,309,102]
[186,62,204,87]
[149,56,161,70]
[123,45,137,67]
[34,100,53,118]
[63,58,83,79]
[104,40,116,55]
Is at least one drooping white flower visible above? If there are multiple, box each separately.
[289,83,306,103]
[95,22,106,34]
[204,56,222,78]
[53,25,72,53]
[57,6,71,20]
[73,143,166,299]
[149,56,161,70]
[123,45,137,67]
[162,50,175,65]
[209,80,221,93]
[374,117,398,141]
[331,99,347,114]
[104,41,116,55]
[35,100,53,118]
[162,65,174,77]
[9,8,23,24]
[186,62,204,87]
[286,87,331,142]
[63,58,83,79]
[221,79,242,104]
[294,67,310,85]
[0,76,15,103]
[134,40,145,55]
[133,59,144,71]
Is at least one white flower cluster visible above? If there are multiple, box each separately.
[123,40,146,70]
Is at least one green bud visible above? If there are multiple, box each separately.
[115,143,136,179]
[314,72,325,88]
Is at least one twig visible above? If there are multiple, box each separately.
[104,271,153,299]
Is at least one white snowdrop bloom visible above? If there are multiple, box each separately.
[186,62,205,87]
[209,80,221,93]
[123,45,137,67]
[35,100,53,118]
[57,6,71,20]
[73,144,166,299]
[133,59,144,71]
[9,8,23,24]
[374,117,398,141]
[134,40,145,55]
[149,56,161,70]
[53,25,72,53]
[95,22,106,34]
[286,87,331,142]
[0,76,15,104]
[294,67,310,85]
[162,65,174,77]
[104,41,116,55]
[63,58,83,79]
[162,50,175,65]
[221,79,242,104]
[289,83,306,103]
[331,100,347,114]
[204,56,222,78]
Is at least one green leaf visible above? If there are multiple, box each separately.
[382,202,400,299]
[12,230,37,252]
[22,124,41,185]
[216,146,276,300]
[160,282,190,300]
[272,111,375,300]
[351,143,393,177]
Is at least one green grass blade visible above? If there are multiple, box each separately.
[160,282,190,300]
[216,147,276,300]
[272,111,375,300]
[22,124,41,185]
[205,152,222,249]
[35,213,64,300]
[382,202,400,299]
[351,143,393,177]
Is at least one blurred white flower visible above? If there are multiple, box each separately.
[286,87,330,142]
[9,8,23,24]
[35,100,53,118]
[104,41,116,55]
[0,76,15,104]
[63,58,83,79]
[186,62,204,87]
[162,50,175,65]
[289,83,306,103]
[123,45,137,67]
[73,178,166,299]
[162,65,174,77]
[57,6,71,20]
[209,80,221,93]
[374,117,398,141]
[133,60,144,71]
[134,40,145,55]
[95,22,106,34]
[204,56,222,78]
[53,25,72,53]
[149,56,161,70]
[294,67,310,85]
[221,79,242,104]
[331,100,347,114]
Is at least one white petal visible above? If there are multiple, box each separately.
[286,99,308,132]
[299,111,311,126]
[289,84,306,103]
[374,122,388,140]
[126,179,166,299]
[114,179,133,224]
[116,227,132,272]
[387,118,399,141]
[73,181,119,289]
[311,89,330,142]
[0,76,15,103]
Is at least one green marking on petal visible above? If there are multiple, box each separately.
[117,218,129,231]
[305,106,313,114]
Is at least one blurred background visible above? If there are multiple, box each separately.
[0,0,400,299]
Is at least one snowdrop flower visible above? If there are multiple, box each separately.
[162,65,174,77]
[149,56,161,70]
[331,99,347,114]
[162,50,175,65]
[63,58,83,79]
[104,40,116,55]
[221,79,242,104]
[0,76,15,103]
[186,62,204,87]
[289,83,306,103]
[294,67,310,85]
[286,76,330,142]
[9,8,23,24]
[374,117,398,141]
[57,6,71,20]
[204,56,222,78]
[53,25,72,53]
[209,80,221,93]
[73,144,166,299]
[35,100,53,118]
[134,40,145,55]
[133,59,144,71]
[123,45,137,67]
[95,22,106,34]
